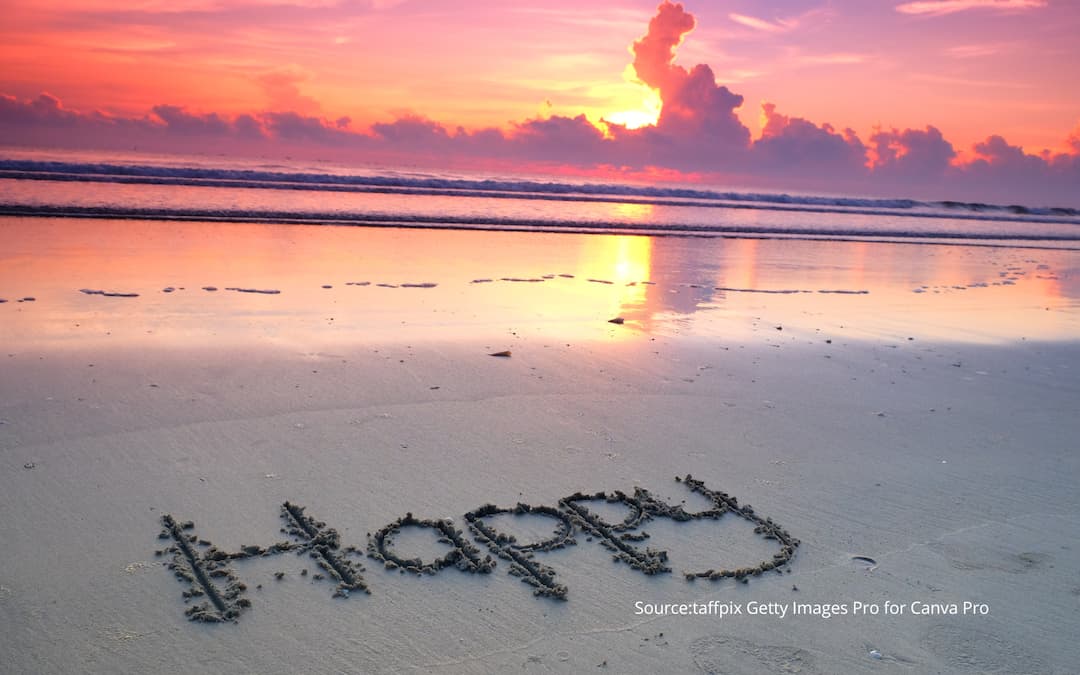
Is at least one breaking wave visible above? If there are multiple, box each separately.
[2,157,1079,246]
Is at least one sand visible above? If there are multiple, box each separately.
[2,220,1079,673]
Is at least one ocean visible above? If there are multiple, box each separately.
[2,148,1079,248]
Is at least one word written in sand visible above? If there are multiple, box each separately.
[156,474,799,623]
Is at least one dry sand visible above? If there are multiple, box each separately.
[2,222,1079,673]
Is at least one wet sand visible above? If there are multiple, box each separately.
[1,220,1079,673]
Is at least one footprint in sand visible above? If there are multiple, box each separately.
[921,624,1048,674]
[690,635,819,675]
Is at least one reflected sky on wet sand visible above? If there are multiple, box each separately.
[1,217,1077,351]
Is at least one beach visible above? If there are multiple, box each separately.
[2,217,1079,673]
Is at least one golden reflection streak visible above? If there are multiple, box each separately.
[574,235,652,336]
[609,201,655,222]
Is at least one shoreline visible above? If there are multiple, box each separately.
[3,209,1080,250]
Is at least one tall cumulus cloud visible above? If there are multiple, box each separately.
[630,1,749,149]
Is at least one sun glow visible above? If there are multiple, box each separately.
[604,88,661,130]
[605,110,657,130]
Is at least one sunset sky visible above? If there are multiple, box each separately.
[2,0,1079,203]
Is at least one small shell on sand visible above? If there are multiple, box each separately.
[489,351,512,357]
[608,317,625,325]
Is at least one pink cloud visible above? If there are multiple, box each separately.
[371,114,452,146]
[896,0,1047,17]
[954,134,1079,205]
[630,1,749,150]
[511,114,609,163]
[728,13,795,33]
[972,134,1038,167]
[630,1,695,92]
[152,104,233,136]
[1,92,82,126]
[752,103,866,176]
[869,125,956,176]
[261,110,357,144]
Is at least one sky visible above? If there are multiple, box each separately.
[2,0,1079,205]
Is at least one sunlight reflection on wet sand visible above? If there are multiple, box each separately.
[1,217,1077,351]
